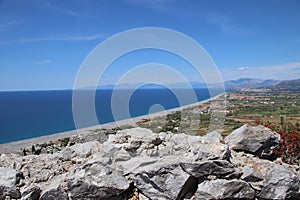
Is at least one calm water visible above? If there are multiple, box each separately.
[0,88,214,143]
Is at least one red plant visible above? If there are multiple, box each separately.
[256,119,300,165]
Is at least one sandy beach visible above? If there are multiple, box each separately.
[0,93,225,154]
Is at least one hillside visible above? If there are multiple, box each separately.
[269,78,300,92]
[224,78,280,89]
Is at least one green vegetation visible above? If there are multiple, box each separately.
[136,90,300,165]
[137,90,300,137]
[58,137,70,147]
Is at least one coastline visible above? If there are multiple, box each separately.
[0,93,225,154]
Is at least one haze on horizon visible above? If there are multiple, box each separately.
[0,0,300,91]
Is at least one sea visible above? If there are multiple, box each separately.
[0,88,218,144]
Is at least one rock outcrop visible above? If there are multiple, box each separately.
[0,125,299,200]
[225,124,280,157]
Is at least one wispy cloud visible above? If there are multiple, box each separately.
[124,0,170,8]
[123,0,173,14]
[34,60,53,65]
[207,12,255,34]
[0,17,22,32]
[0,33,105,45]
[44,1,81,17]
[221,62,300,80]
[237,66,250,71]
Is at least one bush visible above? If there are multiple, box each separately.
[256,119,300,165]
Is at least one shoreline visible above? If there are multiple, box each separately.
[0,93,225,154]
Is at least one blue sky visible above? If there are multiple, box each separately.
[0,0,299,90]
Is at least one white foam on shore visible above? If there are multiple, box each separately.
[0,93,225,154]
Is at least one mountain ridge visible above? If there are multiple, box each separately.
[95,78,299,90]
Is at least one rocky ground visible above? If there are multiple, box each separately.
[0,124,299,200]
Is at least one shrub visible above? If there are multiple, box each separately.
[256,119,300,165]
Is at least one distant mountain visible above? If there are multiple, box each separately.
[268,78,300,92]
[97,82,208,89]
[224,78,280,89]
[89,78,299,91]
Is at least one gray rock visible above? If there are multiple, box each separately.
[180,160,235,178]
[201,131,223,143]
[114,156,158,175]
[21,186,41,200]
[40,187,68,200]
[194,179,255,199]
[0,125,299,199]
[259,165,300,199]
[130,162,190,200]
[241,165,263,182]
[113,148,132,162]
[20,155,65,183]
[56,141,102,161]
[67,162,129,199]
[157,131,228,161]
[0,167,21,200]
[0,167,17,187]
[0,185,21,200]
[70,130,108,144]
[225,124,280,156]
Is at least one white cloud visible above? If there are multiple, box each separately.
[34,60,53,65]
[0,17,22,32]
[237,66,249,71]
[206,12,255,34]
[44,1,81,17]
[221,62,300,80]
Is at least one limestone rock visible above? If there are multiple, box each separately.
[56,141,102,161]
[39,187,68,200]
[194,179,255,199]
[0,125,298,199]
[129,162,190,200]
[0,167,21,200]
[225,124,280,156]
[259,165,300,199]
[0,185,21,200]
[0,167,17,187]
[114,156,158,175]
[241,165,263,182]
[21,186,41,200]
[180,160,235,178]
[67,162,129,199]
[19,155,65,183]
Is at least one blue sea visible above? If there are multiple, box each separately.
[0,88,216,144]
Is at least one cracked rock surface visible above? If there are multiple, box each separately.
[0,125,299,200]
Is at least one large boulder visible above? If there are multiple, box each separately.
[259,165,300,199]
[21,186,42,200]
[67,162,129,199]
[113,156,158,175]
[56,141,102,161]
[180,160,235,178]
[19,155,65,183]
[225,124,280,156]
[129,161,190,200]
[112,128,228,161]
[158,131,228,161]
[194,179,255,199]
[0,185,21,200]
[0,167,21,200]
[39,187,68,200]
[0,167,17,187]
